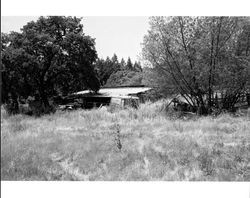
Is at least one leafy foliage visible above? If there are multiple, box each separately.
[95,54,121,86]
[1,16,100,114]
[106,70,143,87]
[95,54,143,87]
[142,16,250,114]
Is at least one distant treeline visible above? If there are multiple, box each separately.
[95,54,143,87]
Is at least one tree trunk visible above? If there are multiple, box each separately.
[197,104,208,115]
[40,91,49,107]
[38,82,51,115]
[247,93,250,106]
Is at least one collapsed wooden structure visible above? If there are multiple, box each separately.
[58,86,152,109]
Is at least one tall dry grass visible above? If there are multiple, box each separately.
[1,102,250,181]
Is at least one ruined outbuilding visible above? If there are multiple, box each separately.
[69,86,152,109]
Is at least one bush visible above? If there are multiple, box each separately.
[4,100,19,115]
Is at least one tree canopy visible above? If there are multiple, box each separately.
[95,54,143,87]
[142,16,250,114]
[1,16,100,112]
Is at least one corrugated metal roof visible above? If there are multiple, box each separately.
[75,87,152,97]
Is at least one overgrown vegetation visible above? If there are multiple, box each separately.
[2,16,250,116]
[1,16,250,180]
[1,103,249,181]
[95,54,143,87]
[142,16,250,115]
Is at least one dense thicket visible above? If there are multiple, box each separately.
[1,16,100,113]
[142,16,250,114]
[95,54,143,87]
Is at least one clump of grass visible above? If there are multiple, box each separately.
[110,123,122,151]
[8,115,28,133]
[172,121,184,133]
[198,150,214,176]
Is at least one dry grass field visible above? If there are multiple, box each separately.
[1,101,250,181]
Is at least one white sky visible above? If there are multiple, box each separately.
[1,16,149,62]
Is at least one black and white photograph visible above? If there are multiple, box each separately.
[1,0,250,197]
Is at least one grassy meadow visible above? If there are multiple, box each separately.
[1,101,250,181]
